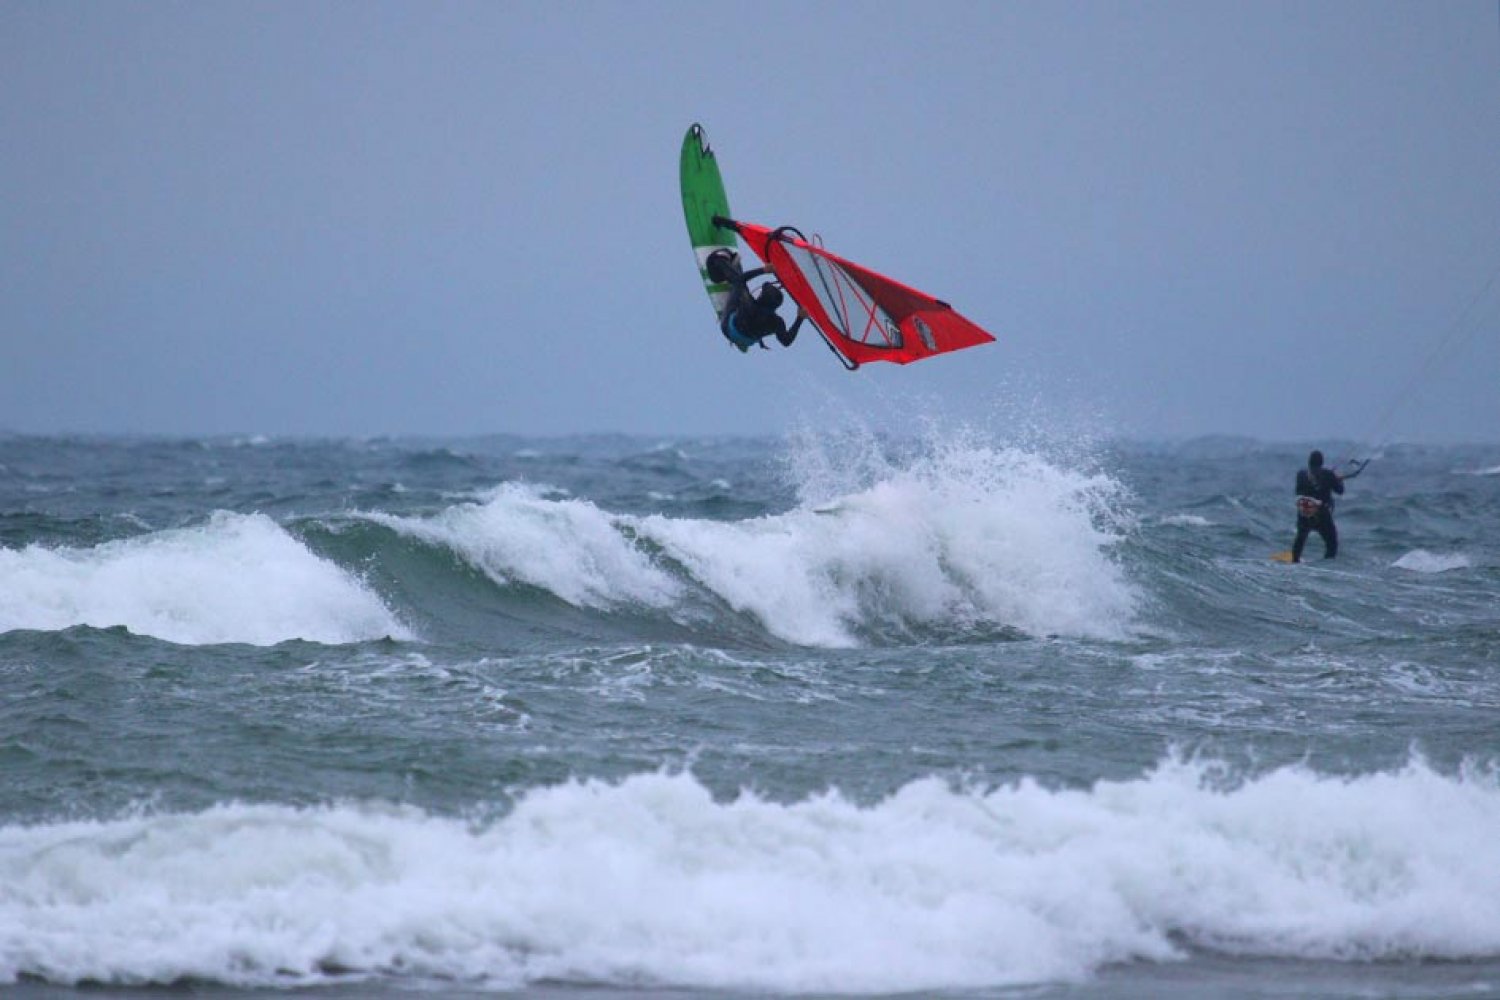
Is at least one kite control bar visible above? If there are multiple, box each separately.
[1338,458,1370,480]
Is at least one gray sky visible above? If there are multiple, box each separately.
[3,1,1497,442]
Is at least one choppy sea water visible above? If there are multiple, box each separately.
[2,430,1498,999]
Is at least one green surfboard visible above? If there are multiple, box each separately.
[680,124,738,322]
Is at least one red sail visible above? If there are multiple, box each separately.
[734,221,995,369]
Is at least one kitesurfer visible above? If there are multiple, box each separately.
[705,249,805,352]
[1290,449,1360,562]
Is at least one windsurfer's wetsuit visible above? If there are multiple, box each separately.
[1291,451,1344,562]
[707,250,803,352]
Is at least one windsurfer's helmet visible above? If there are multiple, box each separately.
[1309,450,1324,469]
[757,283,784,311]
[705,249,738,284]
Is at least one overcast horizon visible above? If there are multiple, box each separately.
[4,2,1497,446]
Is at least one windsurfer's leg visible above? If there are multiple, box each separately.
[721,311,754,353]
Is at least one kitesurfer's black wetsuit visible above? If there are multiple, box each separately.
[1292,462,1344,562]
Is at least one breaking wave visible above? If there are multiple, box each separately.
[0,512,409,646]
[3,756,1497,992]
[370,436,1138,647]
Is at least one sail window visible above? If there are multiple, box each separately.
[780,243,902,350]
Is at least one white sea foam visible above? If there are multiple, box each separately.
[1161,514,1213,527]
[0,512,408,645]
[638,437,1137,646]
[3,757,1498,991]
[369,483,681,610]
[1393,550,1472,574]
[371,438,1136,646]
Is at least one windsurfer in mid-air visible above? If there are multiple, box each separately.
[705,248,804,352]
[1290,449,1366,562]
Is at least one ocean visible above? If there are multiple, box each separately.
[2,429,1498,999]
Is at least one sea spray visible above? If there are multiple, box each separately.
[638,431,1138,644]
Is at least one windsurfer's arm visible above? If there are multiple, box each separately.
[741,267,769,281]
[787,308,806,337]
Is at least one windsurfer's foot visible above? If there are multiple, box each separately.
[776,327,797,347]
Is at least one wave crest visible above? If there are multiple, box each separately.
[4,757,1498,991]
[0,512,408,645]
